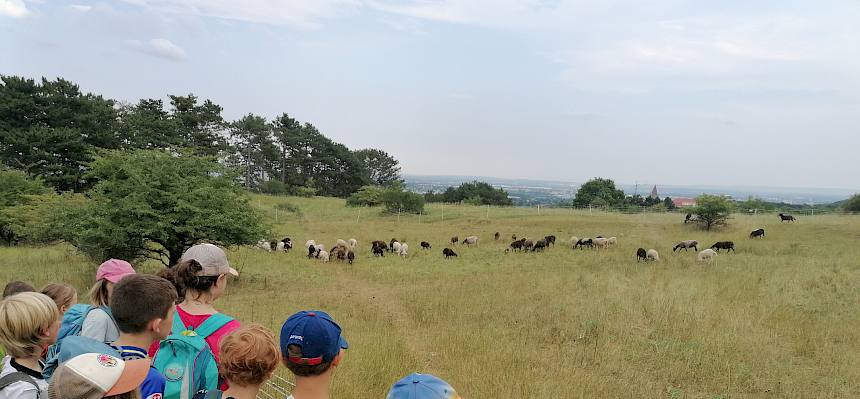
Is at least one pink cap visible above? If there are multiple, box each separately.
[95,259,136,284]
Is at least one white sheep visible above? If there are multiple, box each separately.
[462,236,479,246]
[592,237,610,249]
[305,240,316,248]
[348,238,357,249]
[314,244,325,257]
[317,250,330,262]
[398,243,409,257]
[392,241,402,253]
[697,248,717,262]
[646,249,659,261]
[276,241,285,251]
[336,239,348,248]
[569,236,579,249]
[256,240,272,251]
[607,237,617,246]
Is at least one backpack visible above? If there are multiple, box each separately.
[0,372,41,399]
[153,312,233,399]
[192,389,223,399]
[42,305,117,380]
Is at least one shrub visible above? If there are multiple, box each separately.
[346,185,384,207]
[691,194,734,230]
[381,190,425,214]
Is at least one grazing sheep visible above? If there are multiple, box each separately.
[673,240,699,252]
[462,236,479,246]
[697,248,717,262]
[607,237,617,246]
[281,237,292,250]
[451,236,459,245]
[523,239,535,251]
[305,240,316,248]
[710,241,735,253]
[544,235,556,246]
[398,243,409,257]
[636,248,647,261]
[347,250,355,264]
[389,238,398,252]
[307,244,317,258]
[442,248,458,258]
[494,232,500,240]
[317,250,330,263]
[592,237,611,249]
[778,213,796,222]
[512,234,517,240]
[420,241,431,249]
[331,245,348,262]
[510,240,524,251]
[348,238,357,249]
[336,239,348,248]
[569,236,579,249]
[372,245,385,257]
[646,249,659,261]
[685,213,692,224]
[574,238,593,249]
[749,228,765,239]
[532,239,548,252]
[276,241,285,251]
[315,244,325,253]
[392,241,402,253]
[371,240,388,251]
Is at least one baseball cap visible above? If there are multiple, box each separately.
[95,259,136,283]
[48,353,150,399]
[386,373,461,399]
[280,310,348,365]
[179,243,239,277]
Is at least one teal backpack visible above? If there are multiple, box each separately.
[153,312,234,399]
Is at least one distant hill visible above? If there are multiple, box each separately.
[405,174,856,206]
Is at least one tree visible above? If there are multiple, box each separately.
[169,94,228,156]
[0,169,52,244]
[423,181,513,206]
[843,194,860,212]
[691,194,733,230]
[61,150,266,266]
[572,178,626,207]
[346,185,385,207]
[229,114,277,189]
[352,149,403,188]
[381,190,425,214]
[663,196,677,210]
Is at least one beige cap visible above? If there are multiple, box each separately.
[179,243,239,277]
[48,353,151,399]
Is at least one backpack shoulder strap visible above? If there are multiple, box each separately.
[194,313,234,338]
[170,309,187,334]
[0,371,40,397]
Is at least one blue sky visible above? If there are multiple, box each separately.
[2,0,859,190]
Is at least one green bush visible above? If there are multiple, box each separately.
[381,190,425,214]
[259,180,290,195]
[347,185,384,207]
[843,194,860,213]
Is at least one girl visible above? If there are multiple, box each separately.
[81,259,136,343]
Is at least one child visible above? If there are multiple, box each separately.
[0,292,61,399]
[280,310,349,399]
[81,259,136,343]
[2,281,35,298]
[40,283,78,314]
[151,244,240,391]
[194,324,280,399]
[110,275,177,399]
[386,373,462,399]
[47,353,150,399]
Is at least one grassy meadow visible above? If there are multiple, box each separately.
[2,195,860,398]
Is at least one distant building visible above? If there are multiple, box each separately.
[650,185,659,199]
[672,197,697,207]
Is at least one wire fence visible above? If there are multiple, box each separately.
[257,373,295,399]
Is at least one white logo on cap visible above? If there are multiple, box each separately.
[290,335,304,341]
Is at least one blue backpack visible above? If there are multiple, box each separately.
[43,304,117,380]
[153,312,234,399]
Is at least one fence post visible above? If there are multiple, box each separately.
[398,208,401,223]
[441,203,444,222]
[486,204,489,219]
[589,205,592,214]
[419,212,422,224]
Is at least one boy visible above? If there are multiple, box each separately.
[193,324,281,399]
[109,274,178,399]
[386,373,462,399]
[2,281,35,298]
[0,292,61,399]
[280,310,348,399]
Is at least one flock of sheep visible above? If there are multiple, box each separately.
[254,213,794,265]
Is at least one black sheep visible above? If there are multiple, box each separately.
[307,244,316,258]
[710,241,735,253]
[636,248,647,262]
[750,228,765,239]
[544,235,556,246]
[778,213,796,222]
[510,240,524,251]
[442,248,458,258]
[421,241,431,249]
[347,250,355,264]
[494,232,500,240]
[574,238,593,249]
[532,239,548,252]
[451,236,458,245]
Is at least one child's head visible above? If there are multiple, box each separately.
[280,310,348,377]
[90,259,136,306]
[48,353,149,399]
[0,291,61,357]
[172,244,238,301]
[3,280,35,298]
[219,324,281,387]
[386,373,461,399]
[110,274,177,340]
[41,283,78,313]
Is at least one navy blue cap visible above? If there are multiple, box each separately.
[280,310,348,365]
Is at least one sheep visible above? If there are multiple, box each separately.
[315,244,325,253]
[462,236,479,246]
[749,228,765,239]
[307,244,317,258]
[371,240,388,251]
[281,237,293,251]
[512,234,517,240]
[544,235,556,246]
[347,250,355,264]
[443,248,458,258]
[778,213,796,222]
[510,240,524,251]
[523,239,535,251]
[451,236,459,245]
[392,241,402,254]
[305,240,316,248]
[636,248,647,261]
[646,249,659,261]
[336,239,348,248]
[592,237,610,249]
[398,243,409,257]
[420,241,431,249]
[331,245,348,262]
[573,238,593,249]
[606,237,617,246]
[348,238,358,249]
[697,248,717,262]
[710,241,735,253]
[494,232,500,240]
[389,238,398,252]
[372,245,385,257]
[257,240,272,251]
[673,240,699,252]
[532,239,548,252]
[317,250,330,262]
[569,236,579,249]
[684,213,692,224]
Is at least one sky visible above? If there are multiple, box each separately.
[2,0,859,190]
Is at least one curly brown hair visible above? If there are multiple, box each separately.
[219,324,281,386]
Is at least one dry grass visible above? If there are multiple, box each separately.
[2,195,860,398]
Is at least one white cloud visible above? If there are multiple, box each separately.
[0,0,30,18]
[70,4,92,12]
[126,38,187,61]
[126,0,360,29]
